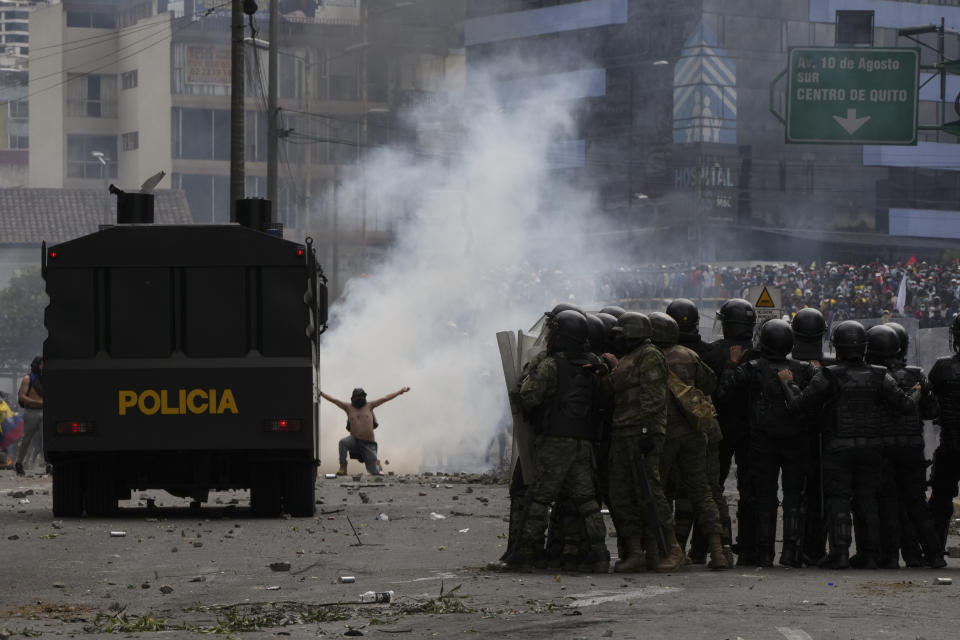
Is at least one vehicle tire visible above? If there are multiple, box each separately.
[283,462,317,517]
[84,463,118,517]
[52,461,84,518]
[250,471,282,518]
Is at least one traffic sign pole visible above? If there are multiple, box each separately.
[780,47,919,145]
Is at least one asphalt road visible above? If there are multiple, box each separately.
[1,467,958,640]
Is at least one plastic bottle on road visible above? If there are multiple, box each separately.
[359,590,394,603]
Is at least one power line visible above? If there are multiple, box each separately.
[26,2,228,53]
[6,1,231,109]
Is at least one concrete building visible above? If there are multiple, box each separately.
[28,1,172,193]
[26,0,463,294]
[465,0,960,262]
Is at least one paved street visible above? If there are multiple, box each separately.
[0,468,957,640]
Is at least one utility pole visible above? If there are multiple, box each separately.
[267,0,279,216]
[230,0,245,222]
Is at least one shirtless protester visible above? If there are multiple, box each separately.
[320,386,410,476]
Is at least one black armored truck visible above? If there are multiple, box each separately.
[41,195,327,517]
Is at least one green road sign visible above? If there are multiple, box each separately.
[786,47,918,144]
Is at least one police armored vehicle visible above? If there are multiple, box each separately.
[41,194,326,517]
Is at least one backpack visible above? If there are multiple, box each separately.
[667,370,717,433]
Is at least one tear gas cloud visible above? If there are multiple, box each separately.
[317,61,618,474]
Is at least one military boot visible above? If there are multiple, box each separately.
[644,534,660,571]
[674,511,694,561]
[614,537,647,573]
[779,509,803,568]
[578,548,611,574]
[336,463,348,476]
[877,551,900,570]
[755,513,776,568]
[819,515,852,570]
[920,525,948,569]
[687,529,707,564]
[707,534,729,570]
[655,528,686,573]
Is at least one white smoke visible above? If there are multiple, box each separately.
[316,61,613,473]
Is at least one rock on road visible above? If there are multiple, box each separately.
[0,468,957,639]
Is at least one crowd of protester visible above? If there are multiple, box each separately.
[596,259,960,326]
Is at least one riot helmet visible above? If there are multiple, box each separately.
[716,298,756,341]
[666,298,699,334]
[757,319,793,359]
[790,308,826,361]
[830,320,867,363]
[611,312,652,354]
[649,311,679,348]
[351,388,367,408]
[865,324,900,363]
[886,322,909,361]
[547,302,584,318]
[585,313,607,355]
[595,312,618,352]
[791,308,826,339]
[547,309,589,354]
[599,305,626,319]
[952,313,960,354]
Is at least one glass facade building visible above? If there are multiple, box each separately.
[466,0,960,261]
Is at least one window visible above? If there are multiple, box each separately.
[66,134,117,178]
[66,73,117,118]
[279,54,304,99]
[173,173,230,223]
[5,34,26,43]
[5,22,27,32]
[66,11,116,28]
[8,100,27,118]
[171,107,230,160]
[121,131,139,152]
[9,135,27,149]
[121,69,138,89]
[4,11,27,20]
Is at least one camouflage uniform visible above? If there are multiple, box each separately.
[660,344,723,539]
[606,343,670,539]
[514,352,608,568]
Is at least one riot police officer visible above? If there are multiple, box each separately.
[865,325,944,568]
[719,319,815,567]
[790,307,832,565]
[666,298,732,565]
[651,311,728,570]
[544,312,616,570]
[928,314,960,552]
[711,298,758,564]
[780,321,919,569]
[510,310,610,572]
[605,312,672,572]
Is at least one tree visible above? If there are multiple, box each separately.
[0,267,46,371]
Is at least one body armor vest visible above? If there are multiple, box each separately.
[825,364,885,442]
[885,364,924,441]
[541,354,597,441]
[931,355,960,450]
[750,358,807,439]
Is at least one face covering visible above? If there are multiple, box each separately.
[351,388,367,408]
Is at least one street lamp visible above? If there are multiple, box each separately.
[91,150,110,222]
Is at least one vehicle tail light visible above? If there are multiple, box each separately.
[56,420,95,434]
[264,418,302,432]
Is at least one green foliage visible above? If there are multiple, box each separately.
[397,583,474,615]
[86,611,169,633]
[0,267,46,370]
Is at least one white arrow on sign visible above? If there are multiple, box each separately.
[832,108,871,134]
